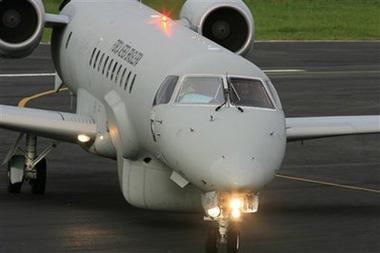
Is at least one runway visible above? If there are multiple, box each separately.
[0,42,379,253]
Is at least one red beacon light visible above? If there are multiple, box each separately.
[148,11,173,37]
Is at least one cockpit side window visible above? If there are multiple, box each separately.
[229,78,274,109]
[176,76,225,105]
[265,80,283,110]
[153,76,179,106]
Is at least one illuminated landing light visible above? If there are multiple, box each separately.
[230,198,243,210]
[207,206,221,218]
[231,209,241,219]
[77,134,91,143]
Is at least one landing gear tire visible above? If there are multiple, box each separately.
[205,224,219,253]
[7,155,25,194]
[227,224,240,253]
[30,158,47,195]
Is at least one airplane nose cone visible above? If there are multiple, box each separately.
[157,107,286,192]
[208,152,274,191]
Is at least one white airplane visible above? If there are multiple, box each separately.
[0,0,379,252]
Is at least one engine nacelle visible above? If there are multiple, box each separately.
[180,0,255,56]
[0,0,45,58]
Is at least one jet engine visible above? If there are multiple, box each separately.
[180,0,255,56]
[0,0,45,58]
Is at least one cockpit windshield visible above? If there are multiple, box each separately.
[229,78,274,109]
[174,76,275,110]
[176,76,225,104]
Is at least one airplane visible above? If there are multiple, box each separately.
[0,0,379,252]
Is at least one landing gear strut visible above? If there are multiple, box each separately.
[4,134,55,194]
[205,220,240,253]
[203,192,259,253]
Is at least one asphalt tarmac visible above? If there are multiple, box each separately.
[0,42,379,253]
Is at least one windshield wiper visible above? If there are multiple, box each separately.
[215,87,228,112]
[215,76,244,112]
[227,77,244,113]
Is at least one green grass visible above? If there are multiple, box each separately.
[248,0,380,40]
[42,0,380,41]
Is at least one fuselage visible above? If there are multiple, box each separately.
[51,0,286,194]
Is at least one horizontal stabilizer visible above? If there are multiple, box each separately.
[0,105,96,143]
[286,116,380,141]
[45,13,70,27]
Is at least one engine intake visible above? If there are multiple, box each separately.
[180,0,255,56]
[0,0,45,58]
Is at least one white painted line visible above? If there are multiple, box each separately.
[0,73,55,78]
[256,40,380,43]
[264,69,305,73]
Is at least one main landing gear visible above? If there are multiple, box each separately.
[203,192,259,253]
[5,134,56,194]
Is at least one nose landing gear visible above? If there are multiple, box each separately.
[5,134,55,194]
[206,220,240,253]
[203,192,259,253]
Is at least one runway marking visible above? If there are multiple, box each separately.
[256,40,380,43]
[276,174,380,194]
[0,73,56,78]
[295,70,379,74]
[18,88,69,108]
[282,162,380,169]
[263,69,305,73]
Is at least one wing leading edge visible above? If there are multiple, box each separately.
[286,116,380,142]
[0,105,96,143]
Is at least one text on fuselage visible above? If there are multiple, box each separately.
[111,39,144,67]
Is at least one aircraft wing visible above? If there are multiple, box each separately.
[0,105,97,143]
[286,116,380,141]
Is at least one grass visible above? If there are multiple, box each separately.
[42,0,380,41]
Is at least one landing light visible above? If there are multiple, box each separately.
[230,198,243,210]
[231,209,241,219]
[207,206,221,218]
[77,134,91,143]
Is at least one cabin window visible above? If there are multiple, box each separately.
[111,62,118,80]
[229,78,274,109]
[153,76,179,106]
[176,76,225,104]
[93,50,101,69]
[115,65,123,83]
[89,48,96,66]
[107,59,114,78]
[120,68,127,87]
[65,31,72,49]
[98,53,105,72]
[129,74,137,93]
[102,56,109,75]
[124,71,131,90]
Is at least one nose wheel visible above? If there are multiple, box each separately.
[205,222,241,253]
[202,192,259,253]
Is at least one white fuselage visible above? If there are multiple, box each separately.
[51,0,286,208]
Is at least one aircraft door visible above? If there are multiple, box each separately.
[150,76,179,143]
